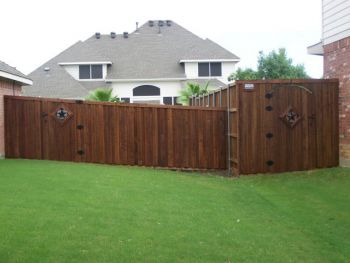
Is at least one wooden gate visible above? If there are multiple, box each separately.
[4,96,227,170]
[238,81,339,174]
[190,79,339,175]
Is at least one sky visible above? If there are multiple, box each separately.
[0,0,323,77]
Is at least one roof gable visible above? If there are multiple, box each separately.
[26,20,239,98]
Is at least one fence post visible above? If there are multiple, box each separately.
[219,88,222,107]
[227,85,231,176]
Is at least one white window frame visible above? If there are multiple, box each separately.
[79,64,103,80]
[198,62,222,77]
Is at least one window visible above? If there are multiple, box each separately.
[79,65,90,79]
[163,97,173,105]
[79,64,103,79]
[133,85,160,96]
[91,65,103,79]
[121,98,130,103]
[198,63,210,77]
[210,62,222,76]
[198,62,222,77]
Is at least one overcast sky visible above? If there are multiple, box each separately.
[0,0,323,77]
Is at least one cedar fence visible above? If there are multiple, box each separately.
[4,79,339,176]
[189,79,339,175]
[4,96,227,170]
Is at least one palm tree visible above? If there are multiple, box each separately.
[85,88,121,102]
[177,81,210,106]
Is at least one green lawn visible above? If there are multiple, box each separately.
[0,160,349,263]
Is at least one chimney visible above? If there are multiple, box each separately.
[158,20,164,27]
[110,32,116,39]
[95,32,101,39]
[135,22,139,32]
[166,20,172,26]
[123,32,128,38]
[148,20,154,27]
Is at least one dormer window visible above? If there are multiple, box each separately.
[79,64,103,79]
[198,62,222,77]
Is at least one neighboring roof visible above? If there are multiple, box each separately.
[25,20,239,98]
[307,42,324,56]
[23,41,110,98]
[0,60,32,85]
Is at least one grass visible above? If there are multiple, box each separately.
[0,159,349,263]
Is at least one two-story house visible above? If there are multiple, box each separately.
[24,20,239,105]
[308,0,350,166]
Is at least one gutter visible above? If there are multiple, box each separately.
[105,78,187,83]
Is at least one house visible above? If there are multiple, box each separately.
[23,20,239,104]
[307,0,350,166]
[0,60,32,157]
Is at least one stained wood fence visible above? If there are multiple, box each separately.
[190,79,339,175]
[4,96,227,170]
[4,79,339,175]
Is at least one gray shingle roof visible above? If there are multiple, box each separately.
[0,60,30,79]
[24,20,239,98]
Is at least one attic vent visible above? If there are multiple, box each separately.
[44,67,50,72]
[110,32,116,38]
[166,20,172,26]
[95,32,101,39]
[148,20,154,27]
[158,20,164,27]
[123,32,128,38]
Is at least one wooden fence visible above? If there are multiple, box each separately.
[4,96,227,170]
[190,79,339,175]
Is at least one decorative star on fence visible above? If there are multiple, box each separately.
[279,106,301,128]
[51,105,73,125]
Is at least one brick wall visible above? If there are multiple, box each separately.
[324,36,350,166]
[0,78,21,157]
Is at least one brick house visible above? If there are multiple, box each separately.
[308,0,350,166]
[0,61,32,157]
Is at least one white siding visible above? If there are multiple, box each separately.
[323,0,350,44]
[63,65,79,79]
[220,62,236,83]
[184,62,198,78]
[111,80,183,104]
[62,64,108,80]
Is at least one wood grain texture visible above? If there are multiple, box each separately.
[190,79,339,175]
[4,96,227,170]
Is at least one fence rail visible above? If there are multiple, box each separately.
[4,96,227,170]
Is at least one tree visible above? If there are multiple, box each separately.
[177,82,209,106]
[229,68,260,81]
[228,48,309,81]
[86,88,121,102]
